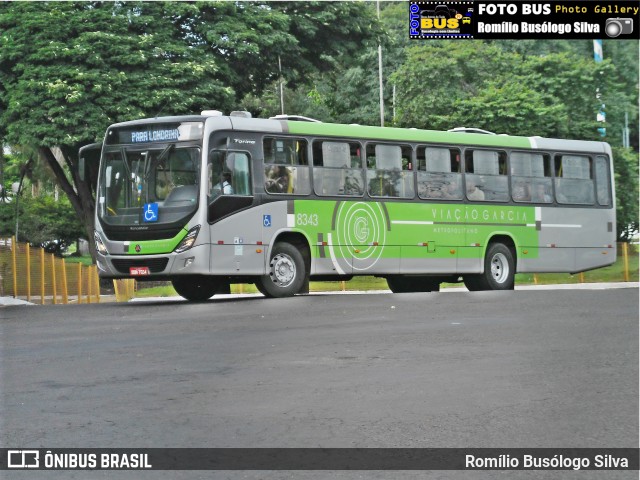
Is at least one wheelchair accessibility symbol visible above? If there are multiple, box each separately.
[263,214,272,227]
[143,203,159,223]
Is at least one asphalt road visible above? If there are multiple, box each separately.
[1,287,638,479]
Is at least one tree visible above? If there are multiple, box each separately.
[0,2,235,258]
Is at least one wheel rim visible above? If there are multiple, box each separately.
[490,252,509,284]
[270,253,296,287]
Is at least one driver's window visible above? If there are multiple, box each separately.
[208,150,252,199]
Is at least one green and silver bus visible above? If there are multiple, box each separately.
[86,111,616,300]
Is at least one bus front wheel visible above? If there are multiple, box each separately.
[172,275,220,302]
[464,243,515,291]
[257,242,306,298]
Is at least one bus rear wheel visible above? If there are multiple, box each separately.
[387,276,440,293]
[172,275,220,302]
[257,242,306,298]
[464,243,515,291]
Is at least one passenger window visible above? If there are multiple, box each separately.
[366,144,414,198]
[554,154,594,205]
[263,137,311,195]
[595,156,612,206]
[312,141,364,196]
[416,146,462,200]
[464,150,508,202]
[510,151,553,203]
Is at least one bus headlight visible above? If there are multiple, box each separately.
[94,231,108,255]
[174,225,200,254]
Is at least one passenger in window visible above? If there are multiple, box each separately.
[442,179,461,199]
[512,181,531,202]
[265,165,290,193]
[466,178,485,201]
[532,183,552,203]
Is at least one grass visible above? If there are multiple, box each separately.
[63,255,94,266]
[133,247,638,298]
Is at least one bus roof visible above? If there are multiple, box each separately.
[109,115,611,154]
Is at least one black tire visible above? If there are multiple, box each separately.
[387,276,440,293]
[172,275,219,301]
[254,281,270,297]
[256,242,306,298]
[464,243,515,291]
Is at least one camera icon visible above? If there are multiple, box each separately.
[605,18,633,37]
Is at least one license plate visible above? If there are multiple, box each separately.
[129,266,150,276]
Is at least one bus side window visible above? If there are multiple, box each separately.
[417,146,462,201]
[510,151,553,203]
[312,141,364,196]
[263,137,310,195]
[554,154,594,205]
[366,144,414,198]
[595,155,612,206]
[465,149,508,202]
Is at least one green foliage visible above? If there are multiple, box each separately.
[612,147,639,242]
[0,2,235,148]
[0,194,85,255]
[391,43,624,140]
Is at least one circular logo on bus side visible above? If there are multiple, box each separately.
[335,201,387,271]
[135,244,141,253]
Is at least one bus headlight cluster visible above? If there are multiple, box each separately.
[94,231,108,255]
[174,225,200,254]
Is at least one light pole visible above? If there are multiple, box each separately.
[377,0,384,127]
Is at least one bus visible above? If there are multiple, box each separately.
[83,111,616,301]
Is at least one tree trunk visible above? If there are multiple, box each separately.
[39,146,97,261]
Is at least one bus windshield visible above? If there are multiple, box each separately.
[98,145,200,227]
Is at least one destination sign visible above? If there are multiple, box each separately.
[106,122,204,145]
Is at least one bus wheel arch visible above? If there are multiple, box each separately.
[464,235,516,291]
[258,231,311,298]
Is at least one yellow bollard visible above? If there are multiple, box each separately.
[51,254,57,305]
[26,244,31,302]
[533,273,539,285]
[87,266,92,304]
[622,242,630,282]
[77,262,82,304]
[40,248,45,305]
[579,272,585,283]
[11,236,17,298]
[113,279,121,302]
[61,258,68,304]
[94,267,101,303]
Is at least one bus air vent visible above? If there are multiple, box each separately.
[230,111,252,118]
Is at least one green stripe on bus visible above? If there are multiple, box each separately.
[286,121,532,149]
[126,228,188,255]
[292,199,538,261]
